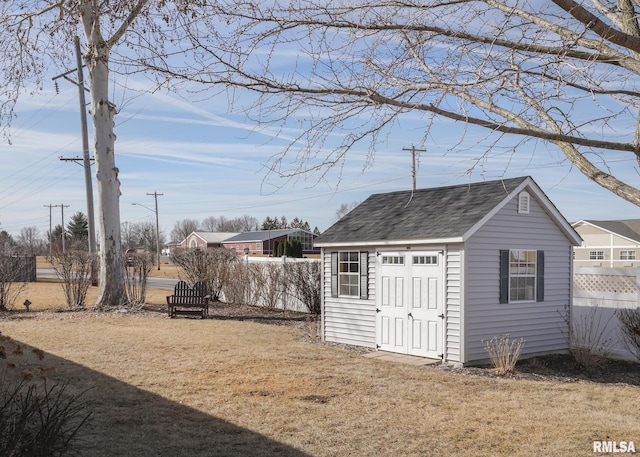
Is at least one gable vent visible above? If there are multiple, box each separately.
[518,191,530,214]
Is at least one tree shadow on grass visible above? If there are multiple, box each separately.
[1,338,311,457]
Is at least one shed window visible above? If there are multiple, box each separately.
[500,250,544,303]
[382,255,404,265]
[413,255,438,265]
[330,251,369,299]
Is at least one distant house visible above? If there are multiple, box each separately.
[179,232,240,250]
[572,219,640,268]
[222,229,320,256]
[314,176,582,365]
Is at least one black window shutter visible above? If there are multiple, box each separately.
[359,251,369,300]
[499,250,509,304]
[330,252,338,298]
[537,250,544,302]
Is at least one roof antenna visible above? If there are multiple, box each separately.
[402,144,426,207]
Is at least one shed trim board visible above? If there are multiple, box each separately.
[314,237,463,248]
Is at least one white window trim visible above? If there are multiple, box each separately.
[509,249,536,303]
[338,251,360,297]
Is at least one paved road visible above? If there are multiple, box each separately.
[37,269,176,290]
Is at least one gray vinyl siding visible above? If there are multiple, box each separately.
[322,249,376,347]
[463,195,572,363]
[444,246,462,363]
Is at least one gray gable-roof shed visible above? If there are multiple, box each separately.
[316,176,581,365]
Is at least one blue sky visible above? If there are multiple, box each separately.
[2,75,640,241]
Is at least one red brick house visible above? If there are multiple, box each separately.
[221,229,319,256]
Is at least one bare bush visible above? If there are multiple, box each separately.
[284,261,321,314]
[0,255,28,311]
[0,375,92,457]
[52,250,97,309]
[482,334,525,375]
[170,248,238,301]
[244,264,265,306]
[259,263,284,309]
[0,334,92,456]
[223,262,249,304]
[616,308,640,362]
[221,260,321,313]
[561,304,616,369]
[124,252,154,308]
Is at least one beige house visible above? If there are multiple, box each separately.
[572,220,640,268]
[178,232,239,250]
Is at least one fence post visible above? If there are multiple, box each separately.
[282,256,287,311]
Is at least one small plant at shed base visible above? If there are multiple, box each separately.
[482,334,526,374]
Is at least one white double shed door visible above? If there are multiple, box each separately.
[377,251,444,359]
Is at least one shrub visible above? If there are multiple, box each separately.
[260,263,284,309]
[0,376,92,457]
[482,334,525,374]
[52,250,97,309]
[561,303,616,369]
[284,261,321,314]
[0,335,92,457]
[222,262,249,304]
[124,251,155,308]
[616,307,640,362]
[171,248,238,301]
[0,255,28,311]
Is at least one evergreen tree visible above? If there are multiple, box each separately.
[261,216,280,230]
[67,212,89,245]
[0,230,15,253]
[289,217,311,231]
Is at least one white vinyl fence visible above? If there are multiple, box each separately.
[573,267,640,361]
[222,256,321,313]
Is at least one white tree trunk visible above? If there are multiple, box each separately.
[81,5,127,308]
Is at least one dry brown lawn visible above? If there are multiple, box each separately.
[1,278,640,456]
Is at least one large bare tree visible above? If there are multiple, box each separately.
[5,1,640,307]
[160,1,640,206]
[0,1,215,308]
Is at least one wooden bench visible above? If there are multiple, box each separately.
[166,281,210,319]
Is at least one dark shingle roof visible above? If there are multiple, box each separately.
[315,177,529,244]
[223,229,306,243]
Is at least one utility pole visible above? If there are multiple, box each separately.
[44,204,54,261]
[54,36,97,257]
[59,204,70,253]
[141,192,163,270]
[402,145,426,191]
